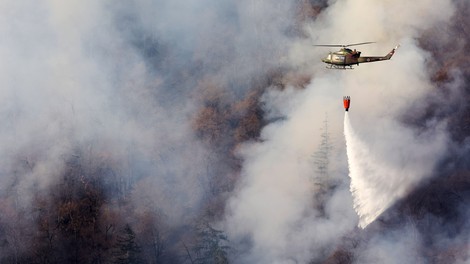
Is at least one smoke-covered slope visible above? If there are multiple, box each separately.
[0,0,468,263]
[329,1,470,263]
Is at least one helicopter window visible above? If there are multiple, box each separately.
[333,55,345,61]
[327,54,332,60]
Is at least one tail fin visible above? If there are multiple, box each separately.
[385,45,400,60]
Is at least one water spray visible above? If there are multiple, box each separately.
[343,97,394,228]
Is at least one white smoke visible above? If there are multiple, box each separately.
[226,82,356,264]
[0,0,464,262]
[0,0,313,243]
[226,0,455,262]
[355,224,425,264]
[0,0,212,223]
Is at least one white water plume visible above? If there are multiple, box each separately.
[344,112,392,228]
[344,112,446,228]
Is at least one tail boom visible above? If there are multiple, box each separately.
[357,45,399,64]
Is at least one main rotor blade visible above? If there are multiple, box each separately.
[313,42,375,48]
[344,42,375,47]
[313,44,345,47]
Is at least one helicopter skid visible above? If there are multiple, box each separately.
[326,64,354,70]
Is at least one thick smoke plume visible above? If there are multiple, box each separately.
[226,0,465,263]
[226,83,356,263]
[0,0,317,262]
[0,0,468,263]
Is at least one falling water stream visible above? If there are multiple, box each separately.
[344,112,396,228]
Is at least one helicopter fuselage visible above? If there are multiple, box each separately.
[321,46,398,69]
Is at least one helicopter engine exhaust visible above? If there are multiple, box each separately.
[343,96,351,111]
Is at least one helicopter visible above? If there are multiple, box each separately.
[314,42,399,69]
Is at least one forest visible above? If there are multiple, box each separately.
[0,0,469,263]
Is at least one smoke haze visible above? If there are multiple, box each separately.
[226,0,468,263]
[0,0,468,263]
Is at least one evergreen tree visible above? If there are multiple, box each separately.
[113,224,143,264]
[312,114,334,214]
[193,222,230,264]
[312,114,333,186]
